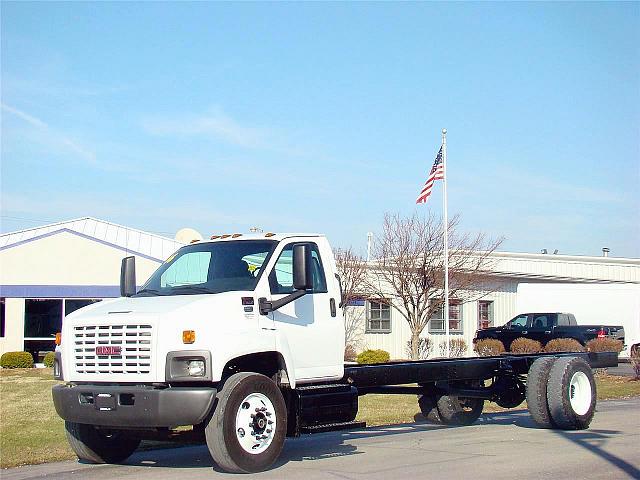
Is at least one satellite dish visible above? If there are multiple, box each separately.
[175,228,203,244]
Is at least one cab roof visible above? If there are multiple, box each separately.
[194,233,324,244]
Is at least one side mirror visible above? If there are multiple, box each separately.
[120,256,136,297]
[292,244,313,291]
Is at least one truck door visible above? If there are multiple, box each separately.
[528,314,554,346]
[503,314,530,350]
[266,241,343,382]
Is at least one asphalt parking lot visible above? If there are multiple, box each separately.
[4,397,639,480]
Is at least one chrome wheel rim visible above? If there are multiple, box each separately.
[235,392,276,454]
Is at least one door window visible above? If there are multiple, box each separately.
[509,315,529,329]
[269,243,327,294]
[531,314,550,329]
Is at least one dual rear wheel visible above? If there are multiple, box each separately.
[526,356,597,430]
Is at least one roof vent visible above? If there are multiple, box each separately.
[602,247,610,257]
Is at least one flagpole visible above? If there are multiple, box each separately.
[442,128,450,357]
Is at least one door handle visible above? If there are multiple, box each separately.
[330,298,337,317]
[522,331,528,334]
[545,330,551,334]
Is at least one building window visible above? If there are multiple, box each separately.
[0,298,5,337]
[478,300,494,329]
[428,299,463,333]
[24,299,63,339]
[366,300,391,333]
[65,299,101,316]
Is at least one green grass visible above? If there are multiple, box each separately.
[1,368,638,468]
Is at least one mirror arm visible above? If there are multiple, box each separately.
[259,290,306,315]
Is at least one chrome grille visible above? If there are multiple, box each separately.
[73,324,153,374]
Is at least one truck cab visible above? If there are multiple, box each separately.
[56,233,345,388]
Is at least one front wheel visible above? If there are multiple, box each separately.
[205,372,287,473]
[65,422,141,464]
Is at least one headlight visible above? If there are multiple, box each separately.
[187,360,206,377]
[166,350,212,382]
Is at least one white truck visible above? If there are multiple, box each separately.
[52,233,618,473]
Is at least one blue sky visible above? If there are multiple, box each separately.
[2,2,639,257]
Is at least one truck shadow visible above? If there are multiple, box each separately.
[123,410,633,476]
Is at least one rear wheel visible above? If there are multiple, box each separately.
[205,372,287,473]
[433,381,484,426]
[526,357,556,428]
[418,393,442,423]
[546,357,596,430]
[65,422,141,464]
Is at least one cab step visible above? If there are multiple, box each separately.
[300,421,366,434]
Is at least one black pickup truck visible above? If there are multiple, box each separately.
[474,312,625,350]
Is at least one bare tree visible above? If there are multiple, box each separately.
[368,212,503,360]
[334,247,369,351]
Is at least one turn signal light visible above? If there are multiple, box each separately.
[183,330,196,344]
[55,332,62,345]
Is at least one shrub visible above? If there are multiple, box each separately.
[631,345,640,380]
[586,338,624,353]
[438,338,468,358]
[356,349,390,365]
[509,337,543,354]
[43,351,56,368]
[0,351,34,369]
[405,337,434,360]
[344,344,357,362]
[544,338,585,353]
[474,339,505,357]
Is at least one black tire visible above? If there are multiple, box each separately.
[547,356,596,430]
[526,357,557,428]
[65,422,141,464]
[418,393,442,423]
[205,372,287,473]
[436,395,483,426]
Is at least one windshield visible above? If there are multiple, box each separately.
[135,240,277,296]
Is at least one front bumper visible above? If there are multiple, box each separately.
[52,384,217,428]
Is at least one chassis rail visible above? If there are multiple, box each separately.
[343,351,618,389]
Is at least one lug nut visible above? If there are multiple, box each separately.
[265,412,272,417]
[268,420,273,425]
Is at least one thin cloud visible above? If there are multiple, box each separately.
[142,109,268,149]
[1,102,96,163]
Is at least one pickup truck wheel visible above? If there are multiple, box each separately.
[64,422,140,464]
[418,393,442,423]
[436,394,483,426]
[525,357,556,428]
[205,372,287,473]
[546,357,596,430]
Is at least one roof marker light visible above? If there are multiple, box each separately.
[265,232,276,237]
[232,233,242,238]
[221,234,231,239]
[210,235,221,240]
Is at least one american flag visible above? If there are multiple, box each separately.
[415,146,444,204]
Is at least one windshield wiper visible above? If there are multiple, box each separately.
[170,285,214,295]
[135,288,164,297]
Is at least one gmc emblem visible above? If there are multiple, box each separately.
[96,346,122,355]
